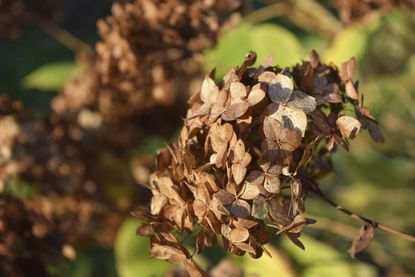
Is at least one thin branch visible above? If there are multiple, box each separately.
[303,176,415,242]
[38,18,93,53]
[27,11,93,53]
[243,2,289,24]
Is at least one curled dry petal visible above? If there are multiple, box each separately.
[345,81,359,100]
[229,227,250,243]
[336,116,361,139]
[339,57,357,82]
[348,223,375,258]
[201,76,219,104]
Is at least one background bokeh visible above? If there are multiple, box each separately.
[1,0,414,276]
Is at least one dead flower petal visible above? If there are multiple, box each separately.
[268,74,293,103]
[230,199,251,219]
[229,227,250,243]
[289,90,317,113]
[201,76,219,104]
[348,223,375,258]
[247,88,266,106]
[336,116,361,139]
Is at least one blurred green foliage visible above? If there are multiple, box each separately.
[22,61,80,91]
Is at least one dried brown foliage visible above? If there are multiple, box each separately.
[0,0,240,274]
[53,0,239,122]
[136,51,382,275]
[0,195,66,277]
[333,0,415,24]
[0,0,58,37]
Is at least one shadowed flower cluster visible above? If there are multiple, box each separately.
[136,51,382,276]
[0,0,57,37]
[0,0,240,274]
[53,0,239,122]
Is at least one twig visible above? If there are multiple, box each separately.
[27,11,93,53]
[303,176,415,242]
[243,2,289,24]
[38,18,93,53]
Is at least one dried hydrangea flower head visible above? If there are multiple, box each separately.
[84,0,239,121]
[136,50,382,276]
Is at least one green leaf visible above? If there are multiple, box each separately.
[130,136,166,158]
[281,234,376,277]
[204,23,303,77]
[322,26,369,65]
[228,244,295,277]
[22,62,79,91]
[115,218,174,277]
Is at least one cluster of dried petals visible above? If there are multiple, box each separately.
[0,2,241,271]
[137,50,382,275]
[0,0,58,37]
[332,0,415,24]
[53,0,240,122]
[0,96,23,192]
[0,194,68,277]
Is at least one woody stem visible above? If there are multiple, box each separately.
[305,177,415,242]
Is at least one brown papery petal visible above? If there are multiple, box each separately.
[230,82,247,101]
[245,171,265,186]
[263,116,282,140]
[336,116,361,139]
[264,175,280,194]
[222,102,250,121]
[258,71,277,83]
[280,127,302,152]
[267,104,307,137]
[289,90,317,113]
[339,57,356,82]
[239,182,262,200]
[213,189,235,206]
[200,76,219,104]
[233,242,256,254]
[221,224,233,241]
[268,74,293,103]
[151,194,168,215]
[247,88,265,106]
[232,163,247,185]
[348,223,375,258]
[229,227,250,243]
[231,199,251,219]
[345,81,359,100]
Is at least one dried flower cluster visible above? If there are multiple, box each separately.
[0,0,57,37]
[7,0,239,219]
[136,51,382,276]
[333,0,415,24]
[0,0,240,274]
[0,194,69,277]
[53,0,239,122]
